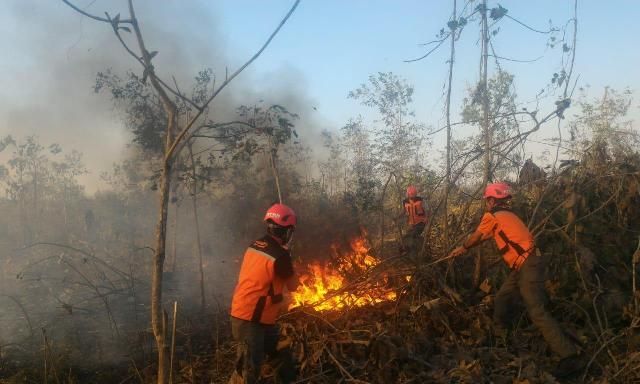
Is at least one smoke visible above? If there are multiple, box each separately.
[0,0,335,372]
[0,0,328,195]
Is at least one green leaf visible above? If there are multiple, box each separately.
[118,26,131,33]
[149,51,158,59]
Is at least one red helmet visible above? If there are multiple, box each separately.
[483,182,512,199]
[406,185,418,198]
[264,203,297,227]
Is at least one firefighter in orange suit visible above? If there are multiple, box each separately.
[448,182,584,378]
[403,185,428,253]
[229,203,300,384]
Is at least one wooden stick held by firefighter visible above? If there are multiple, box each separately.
[448,182,585,379]
[228,203,300,384]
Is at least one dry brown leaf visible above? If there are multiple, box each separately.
[479,278,492,294]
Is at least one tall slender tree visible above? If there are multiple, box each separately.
[61,1,300,382]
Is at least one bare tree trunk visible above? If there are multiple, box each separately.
[129,6,177,382]
[125,1,181,380]
[553,0,578,172]
[152,157,172,384]
[476,0,490,287]
[443,0,457,256]
[169,201,178,273]
[19,176,27,245]
[379,173,393,257]
[63,185,69,241]
[188,143,206,313]
[33,165,39,240]
[481,0,490,186]
[268,136,283,203]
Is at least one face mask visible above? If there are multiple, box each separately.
[268,224,295,246]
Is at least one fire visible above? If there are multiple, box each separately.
[289,235,397,311]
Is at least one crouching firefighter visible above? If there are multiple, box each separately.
[448,182,584,378]
[402,185,429,254]
[229,203,300,384]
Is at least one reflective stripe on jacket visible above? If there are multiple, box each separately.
[404,197,428,226]
[478,207,535,270]
[231,236,289,325]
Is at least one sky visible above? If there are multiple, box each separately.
[0,0,639,193]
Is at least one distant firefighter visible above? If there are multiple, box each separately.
[402,185,429,255]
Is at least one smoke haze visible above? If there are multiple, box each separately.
[0,0,327,194]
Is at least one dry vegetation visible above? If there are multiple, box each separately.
[1,0,639,383]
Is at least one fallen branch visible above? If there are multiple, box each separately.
[324,346,356,381]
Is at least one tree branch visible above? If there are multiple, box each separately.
[504,14,557,34]
[405,35,449,63]
[63,0,202,112]
[62,0,133,24]
[165,0,301,162]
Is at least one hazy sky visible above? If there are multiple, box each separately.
[1,1,638,193]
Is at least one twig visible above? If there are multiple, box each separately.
[633,236,640,314]
[611,351,640,379]
[1,295,34,338]
[42,329,48,384]
[404,36,448,63]
[488,54,543,63]
[61,259,120,337]
[292,369,334,383]
[282,309,338,331]
[504,14,556,34]
[423,254,458,268]
[61,0,133,23]
[581,332,626,381]
[41,329,60,384]
[324,346,355,381]
[169,301,178,384]
[128,358,145,384]
[18,242,129,279]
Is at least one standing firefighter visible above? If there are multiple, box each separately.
[448,182,584,378]
[229,203,300,384]
[402,185,428,253]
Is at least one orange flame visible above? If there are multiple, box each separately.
[289,235,397,311]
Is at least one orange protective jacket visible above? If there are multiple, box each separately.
[403,197,428,226]
[477,207,534,270]
[231,235,294,325]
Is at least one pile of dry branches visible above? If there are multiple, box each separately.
[274,259,640,384]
